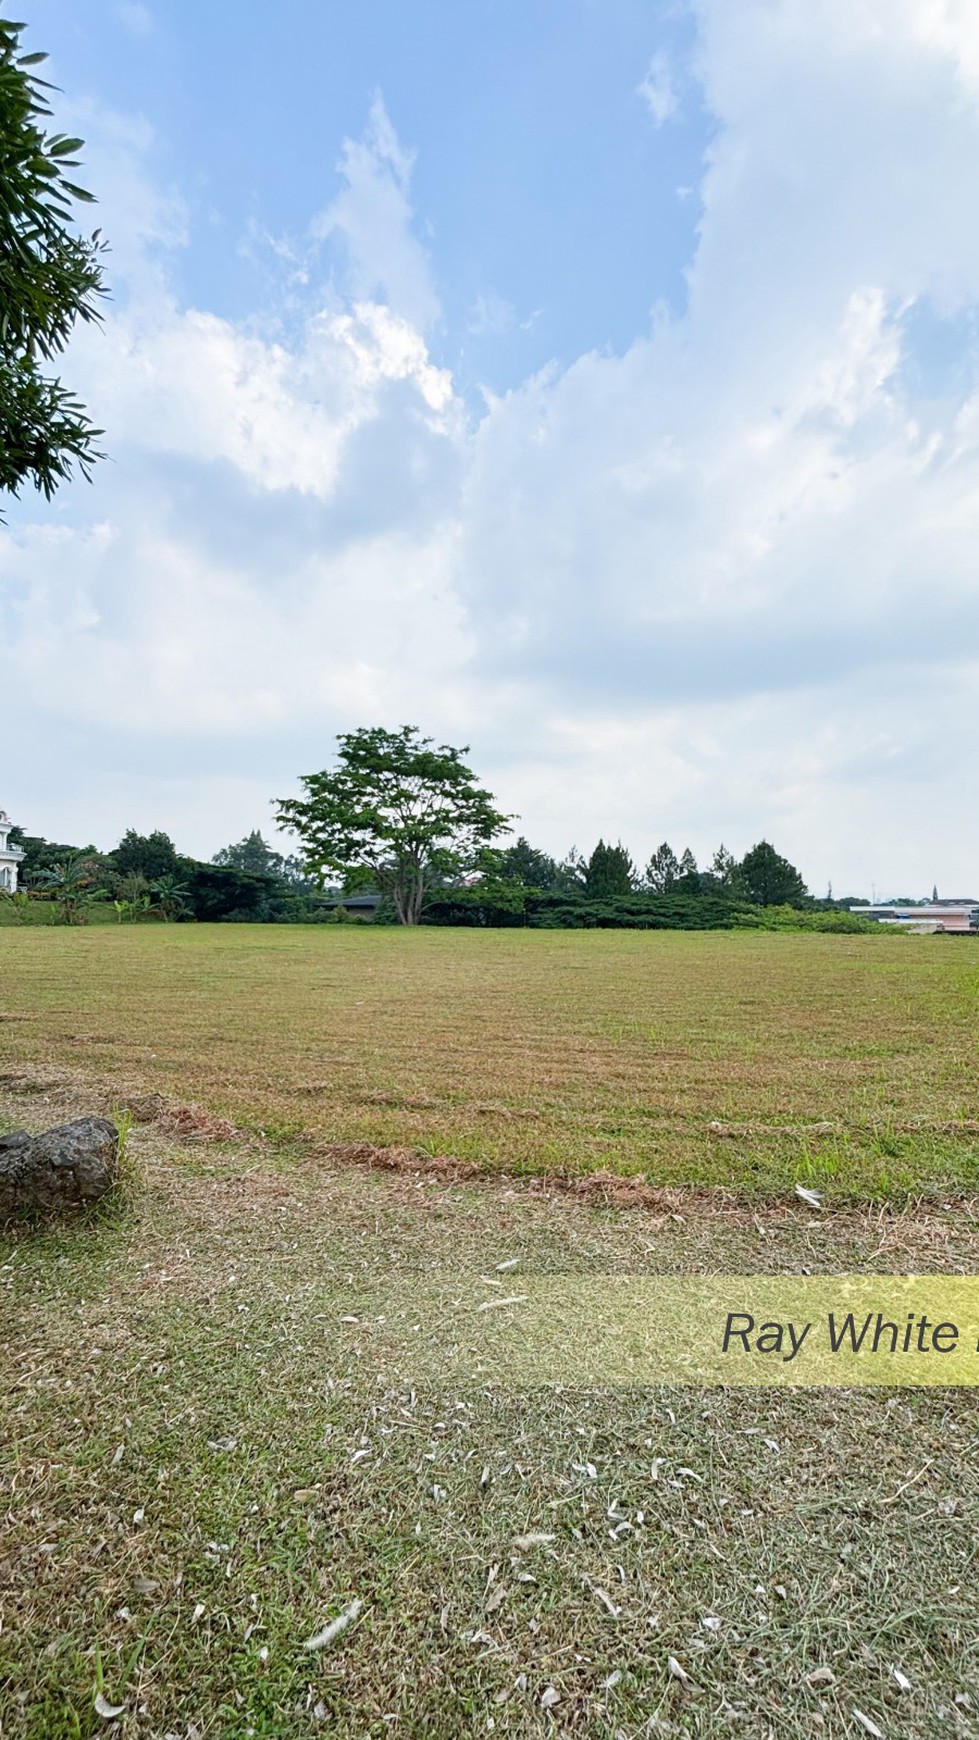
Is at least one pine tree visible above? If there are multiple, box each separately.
[584,839,636,899]
[644,842,680,893]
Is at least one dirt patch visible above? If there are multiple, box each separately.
[118,1091,239,1142]
[337,1138,693,1209]
[0,1069,70,1095]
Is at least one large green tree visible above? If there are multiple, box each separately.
[0,14,107,506]
[495,835,560,891]
[112,828,181,880]
[644,841,680,893]
[276,726,511,926]
[584,839,636,899]
[738,840,807,907]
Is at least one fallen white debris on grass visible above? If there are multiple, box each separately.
[94,1692,126,1720]
[852,1711,884,1738]
[303,1598,364,1651]
[795,1185,824,1209]
[668,1655,697,1691]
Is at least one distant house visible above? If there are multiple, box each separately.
[0,810,24,892]
[849,900,979,933]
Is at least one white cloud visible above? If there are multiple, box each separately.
[312,93,441,333]
[638,51,679,125]
[5,10,979,892]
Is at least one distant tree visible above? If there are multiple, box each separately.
[551,848,588,895]
[39,852,97,923]
[677,847,699,887]
[150,873,191,922]
[584,839,636,899]
[114,869,150,903]
[112,829,181,880]
[181,862,280,923]
[644,842,680,894]
[0,16,107,509]
[496,836,560,890]
[275,726,512,926]
[738,840,807,907]
[12,829,112,890]
[212,829,311,887]
[709,844,738,888]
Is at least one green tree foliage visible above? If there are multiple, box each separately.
[708,844,738,888]
[10,827,103,887]
[496,836,560,890]
[644,841,680,893]
[0,15,107,507]
[38,852,97,923]
[150,873,191,922]
[212,829,310,887]
[275,726,511,926]
[181,863,286,923]
[112,829,181,880]
[738,840,808,907]
[584,839,636,899]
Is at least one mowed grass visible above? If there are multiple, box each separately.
[3,926,979,1196]
[4,1113,979,1740]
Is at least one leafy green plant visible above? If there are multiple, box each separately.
[150,873,191,922]
[0,14,108,508]
[108,1105,141,1198]
[38,853,97,923]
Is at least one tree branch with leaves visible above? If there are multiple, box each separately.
[0,13,107,509]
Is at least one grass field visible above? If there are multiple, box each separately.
[2,925,979,1197]
[4,926,979,1738]
[3,1082,979,1740]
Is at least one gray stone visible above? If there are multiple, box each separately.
[0,1116,120,1215]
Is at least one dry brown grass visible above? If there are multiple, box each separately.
[2,926,979,1196]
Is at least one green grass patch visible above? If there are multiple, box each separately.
[1,926,979,1197]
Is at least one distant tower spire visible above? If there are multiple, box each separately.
[932,884,939,903]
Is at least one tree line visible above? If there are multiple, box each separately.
[5,826,321,925]
[6,727,872,931]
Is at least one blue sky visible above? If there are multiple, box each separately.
[42,0,706,386]
[3,0,979,894]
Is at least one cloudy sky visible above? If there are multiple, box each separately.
[3,0,979,898]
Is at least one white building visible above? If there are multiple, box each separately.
[849,900,979,933]
[0,810,24,892]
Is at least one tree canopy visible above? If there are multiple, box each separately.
[275,726,512,925]
[584,839,635,899]
[0,15,107,507]
[644,841,680,893]
[495,836,560,890]
[212,829,310,887]
[738,840,807,907]
[112,829,181,880]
